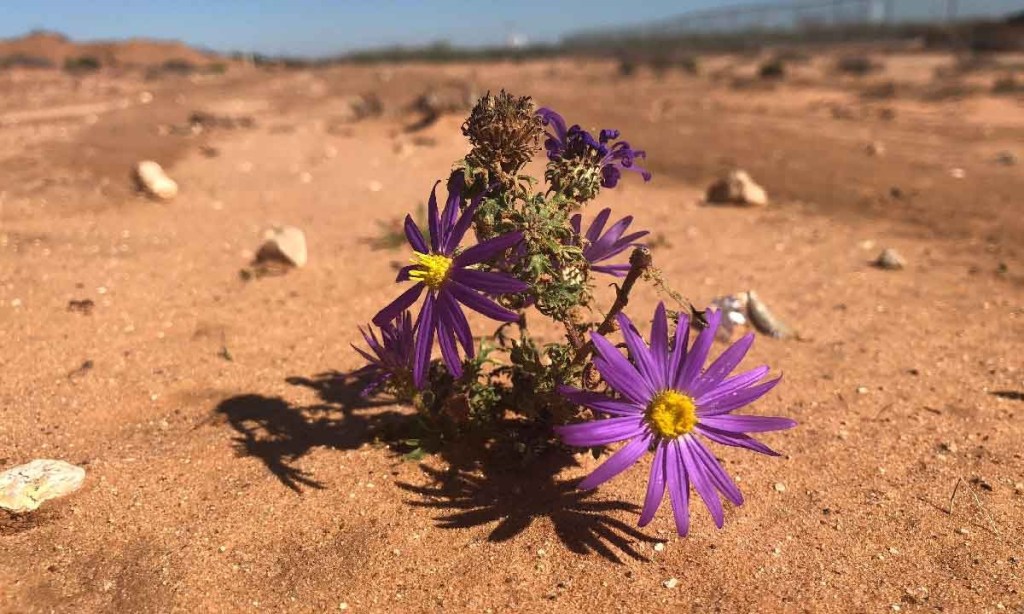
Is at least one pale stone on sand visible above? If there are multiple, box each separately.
[256,226,308,268]
[0,459,86,513]
[705,170,768,206]
[135,160,178,200]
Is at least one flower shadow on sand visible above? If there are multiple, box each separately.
[214,371,409,492]
[217,373,655,561]
[397,451,655,563]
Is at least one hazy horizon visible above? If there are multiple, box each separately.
[1,0,1020,58]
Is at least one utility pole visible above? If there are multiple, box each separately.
[946,0,958,22]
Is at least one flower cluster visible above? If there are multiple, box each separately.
[353,92,794,536]
[539,107,651,201]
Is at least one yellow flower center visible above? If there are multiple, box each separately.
[408,252,453,290]
[646,389,698,438]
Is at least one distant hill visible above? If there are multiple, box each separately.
[0,30,223,68]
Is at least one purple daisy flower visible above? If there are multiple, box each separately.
[352,311,416,397]
[373,172,528,387]
[570,207,650,277]
[555,303,795,536]
[537,107,652,188]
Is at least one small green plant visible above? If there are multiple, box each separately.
[835,55,881,76]
[0,54,55,70]
[64,56,101,73]
[351,91,796,536]
[758,58,786,80]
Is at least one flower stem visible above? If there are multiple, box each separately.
[570,247,651,369]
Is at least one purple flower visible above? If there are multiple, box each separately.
[556,303,795,535]
[570,208,649,277]
[353,311,416,397]
[373,173,528,387]
[538,107,652,188]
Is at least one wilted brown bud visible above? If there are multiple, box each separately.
[567,306,589,326]
[463,91,542,184]
[442,393,471,424]
[582,363,602,390]
[629,246,653,271]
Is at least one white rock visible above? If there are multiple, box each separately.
[874,248,906,270]
[0,459,86,513]
[706,170,768,206]
[256,226,307,268]
[135,160,178,200]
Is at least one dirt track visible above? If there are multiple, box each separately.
[1,55,1023,612]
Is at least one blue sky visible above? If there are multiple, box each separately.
[0,0,751,56]
[1,1,1020,57]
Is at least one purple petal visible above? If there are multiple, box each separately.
[395,265,416,282]
[557,385,643,416]
[437,290,474,357]
[689,437,743,506]
[578,433,651,490]
[601,165,621,188]
[537,107,567,143]
[570,213,582,236]
[447,281,519,322]
[450,269,528,294]
[697,414,796,433]
[373,283,424,327]
[617,313,662,389]
[591,332,656,404]
[690,333,754,399]
[638,442,667,527]
[427,180,441,253]
[650,303,669,383]
[696,366,770,405]
[667,313,690,386]
[555,416,645,447]
[591,264,630,277]
[585,208,612,245]
[453,231,523,267]
[676,309,721,391]
[696,426,780,456]
[351,343,378,365]
[436,317,462,378]
[589,216,632,256]
[445,194,481,253]
[697,376,781,416]
[404,215,428,254]
[680,436,724,528]
[665,442,691,536]
[438,173,464,250]
[412,293,436,388]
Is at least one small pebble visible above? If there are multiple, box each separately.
[957,527,969,535]
[663,578,679,589]
[653,543,665,552]
[856,386,869,395]
[773,482,787,493]
[873,248,906,270]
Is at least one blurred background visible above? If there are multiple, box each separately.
[2,2,1023,611]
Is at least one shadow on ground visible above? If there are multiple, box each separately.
[214,371,407,491]
[398,450,655,563]
[216,371,653,561]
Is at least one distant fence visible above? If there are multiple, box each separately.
[564,0,1023,49]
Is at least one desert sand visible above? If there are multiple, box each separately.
[1,50,1023,612]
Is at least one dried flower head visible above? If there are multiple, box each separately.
[463,90,543,186]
